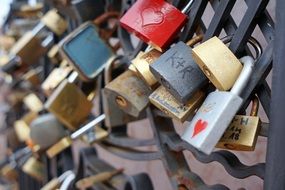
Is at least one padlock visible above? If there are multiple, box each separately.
[22,157,45,181]
[192,36,243,91]
[23,93,43,113]
[40,9,68,36]
[14,112,38,142]
[41,170,74,190]
[46,115,106,158]
[103,59,138,127]
[149,86,204,122]
[216,96,261,151]
[181,56,255,154]
[150,35,207,103]
[41,61,73,96]
[30,114,67,150]
[16,3,43,18]
[75,169,123,189]
[0,164,18,181]
[59,12,120,81]
[104,70,152,117]
[132,49,161,89]
[44,79,92,131]
[120,0,194,51]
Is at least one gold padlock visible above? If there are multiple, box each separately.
[41,61,72,96]
[23,93,43,113]
[216,96,261,151]
[46,115,106,158]
[192,36,242,90]
[17,3,43,18]
[22,157,45,181]
[0,164,18,181]
[104,70,151,117]
[14,112,38,142]
[149,86,204,122]
[41,9,68,36]
[132,49,161,89]
[10,31,43,66]
[44,79,92,131]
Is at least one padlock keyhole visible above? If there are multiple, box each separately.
[115,96,128,108]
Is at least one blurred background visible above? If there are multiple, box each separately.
[0,0,275,190]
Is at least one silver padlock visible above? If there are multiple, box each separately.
[181,56,254,155]
[30,114,67,150]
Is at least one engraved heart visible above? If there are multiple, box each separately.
[141,8,164,27]
[192,119,208,138]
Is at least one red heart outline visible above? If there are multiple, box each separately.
[141,8,164,27]
[192,119,208,138]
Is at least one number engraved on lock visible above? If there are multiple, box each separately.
[192,119,208,138]
[141,8,165,27]
[166,51,195,79]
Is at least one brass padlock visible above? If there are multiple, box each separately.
[41,9,68,36]
[149,86,205,122]
[132,49,162,89]
[22,157,45,181]
[76,169,123,189]
[216,96,261,151]
[0,164,18,181]
[9,31,43,66]
[192,36,242,90]
[14,112,38,142]
[46,115,106,158]
[23,94,43,113]
[44,79,92,131]
[104,70,151,117]
[41,61,73,96]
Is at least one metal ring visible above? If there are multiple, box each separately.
[221,35,262,60]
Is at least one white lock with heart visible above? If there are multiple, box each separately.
[181,56,254,155]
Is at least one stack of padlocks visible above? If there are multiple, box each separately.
[0,0,267,189]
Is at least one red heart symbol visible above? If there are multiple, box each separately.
[141,8,164,27]
[192,119,208,138]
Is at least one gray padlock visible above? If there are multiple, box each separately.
[30,114,67,150]
[150,41,207,104]
[104,70,151,118]
[181,56,254,155]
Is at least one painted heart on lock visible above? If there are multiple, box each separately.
[192,119,208,138]
[141,8,164,27]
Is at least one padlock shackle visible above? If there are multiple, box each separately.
[182,0,195,14]
[70,114,106,140]
[59,170,74,182]
[186,34,203,47]
[250,95,259,117]
[221,36,262,60]
[230,56,254,95]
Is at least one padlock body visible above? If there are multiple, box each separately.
[216,115,261,151]
[60,22,113,81]
[182,91,243,154]
[30,114,66,150]
[120,0,187,51]
[132,49,161,88]
[149,86,204,122]
[150,42,207,103]
[10,32,44,65]
[44,80,92,131]
[102,88,137,127]
[22,157,45,181]
[192,36,242,90]
[104,70,151,117]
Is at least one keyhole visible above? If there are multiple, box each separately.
[115,96,128,108]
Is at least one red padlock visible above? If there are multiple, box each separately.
[120,0,193,51]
